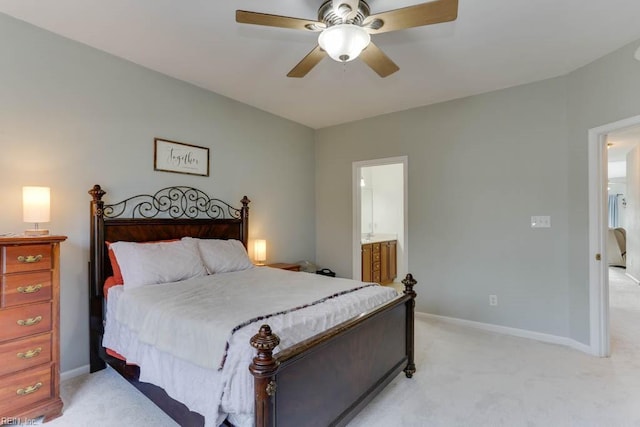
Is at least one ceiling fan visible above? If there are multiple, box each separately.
[236,0,459,78]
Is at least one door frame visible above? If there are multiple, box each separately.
[352,156,408,281]
[588,114,640,357]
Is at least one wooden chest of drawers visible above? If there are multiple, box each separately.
[0,236,66,423]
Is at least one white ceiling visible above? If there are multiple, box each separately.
[2,0,640,129]
[606,125,640,182]
[608,126,640,163]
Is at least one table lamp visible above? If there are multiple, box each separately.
[254,239,266,265]
[23,186,50,236]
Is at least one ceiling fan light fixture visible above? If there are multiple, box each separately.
[318,24,370,63]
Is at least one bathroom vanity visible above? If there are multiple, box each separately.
[361,237,397,285]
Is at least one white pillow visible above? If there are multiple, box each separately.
[186,237,254,274]
[109,239,207,290]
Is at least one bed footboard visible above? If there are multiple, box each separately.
[250,274,417,427]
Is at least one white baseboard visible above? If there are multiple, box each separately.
[416,312,592,355]
[61,364,90,382]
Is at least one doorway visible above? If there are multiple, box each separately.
[589,114,640,357]
[352,156,408,283]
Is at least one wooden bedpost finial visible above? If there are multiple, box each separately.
[89,185,106,202]
[402,273,417,299]
[249,324,280,375]
[89,185,106,218]
[241,196,251,208]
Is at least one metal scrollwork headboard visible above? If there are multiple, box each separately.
[97,186,245,220]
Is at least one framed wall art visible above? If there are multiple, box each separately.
[154,138,210,177]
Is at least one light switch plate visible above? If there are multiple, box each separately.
[531,216,551,228]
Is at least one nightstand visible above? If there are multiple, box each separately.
[266,263,301,272]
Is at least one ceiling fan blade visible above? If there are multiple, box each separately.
[236,10,325,32]
[287,46,327,78]
[359,43,399,78]
[365,0,458,35]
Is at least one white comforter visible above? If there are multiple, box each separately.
[103,267,398,427]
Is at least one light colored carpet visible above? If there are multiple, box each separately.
[10,269,640,426]
[26,367,179,426]
[350,268,640,426]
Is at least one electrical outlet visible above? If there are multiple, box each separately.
[489,295,498,306]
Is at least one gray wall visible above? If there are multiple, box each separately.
[317,77,570,337]
[317,37,640,345]
[0,14,316,372]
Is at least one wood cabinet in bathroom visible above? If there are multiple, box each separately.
[361,239,397,285]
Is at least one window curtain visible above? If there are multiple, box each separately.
[609,194,619,228]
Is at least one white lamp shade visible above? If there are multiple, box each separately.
[254,239,267,264]
[318,24,370,63]
[23,186,50,223]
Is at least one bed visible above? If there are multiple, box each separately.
[88,185,417,427]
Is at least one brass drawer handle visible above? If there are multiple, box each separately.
[16,382,43,396]
[17,255,43,264]
[17,347,42,359]
[16,316,42,327]
[17,284,43,294]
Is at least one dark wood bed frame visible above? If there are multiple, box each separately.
[88,184,416,427]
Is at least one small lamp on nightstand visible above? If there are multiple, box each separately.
[23,186,50,236]
[254,239,266,266]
